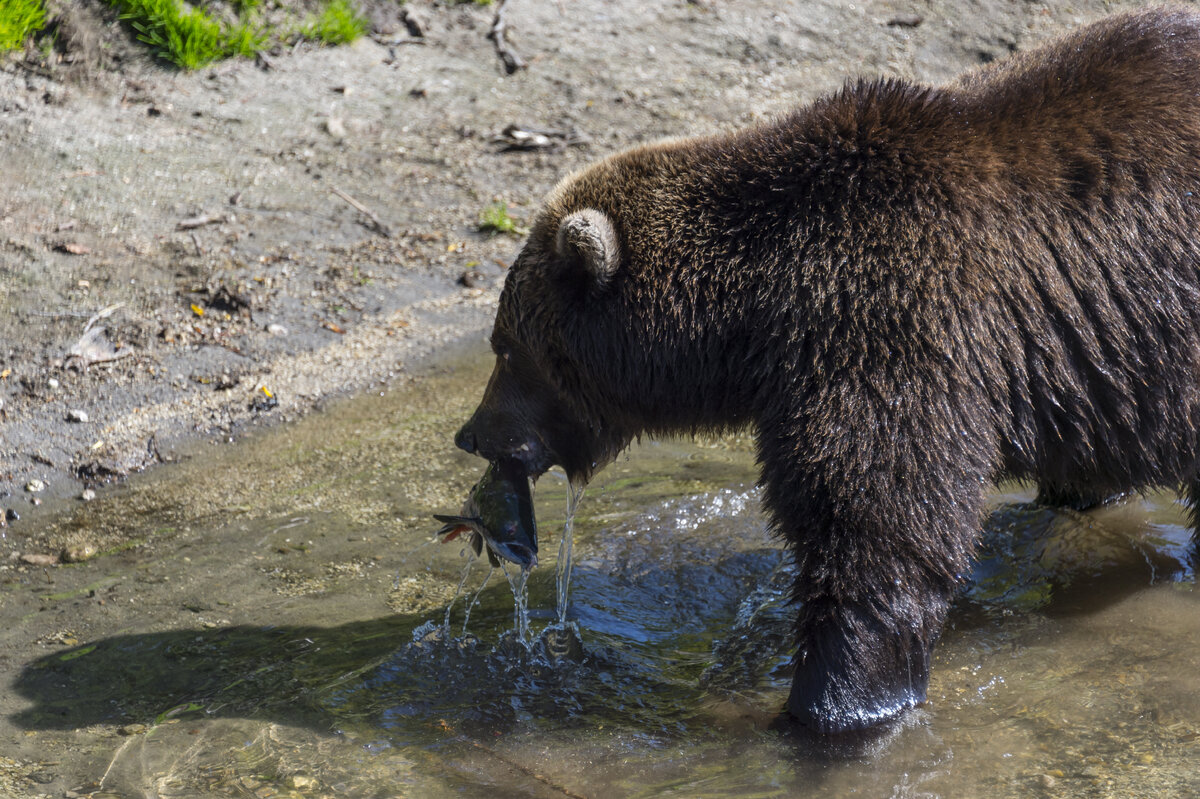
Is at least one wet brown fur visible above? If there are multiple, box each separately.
[458,6,1200,732]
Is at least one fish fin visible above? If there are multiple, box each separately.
[433,514,475,524]
[439,526,466,542]
[433,514,482,538]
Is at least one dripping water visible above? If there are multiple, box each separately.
[443,555,475,634]
[503,565,532,643]
[555,479,587,625]
[462,567,494,636]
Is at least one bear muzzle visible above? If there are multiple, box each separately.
[454,419,554,477]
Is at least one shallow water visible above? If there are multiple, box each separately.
[1,346,1197,798]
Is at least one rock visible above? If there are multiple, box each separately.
[266,323,288,336]
[61,544,98,563]
[47,378,60,389]
[19,553,60,567]
[401,7,427,37]
[81,489,96,502]
[288,775,317,790]
[25,479,45,493]
[457,268,486,288]
[5,508,18,522]
[118,724,148,736]
[66,409,89,423]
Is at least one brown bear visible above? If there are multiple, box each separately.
[454,5,1200,733]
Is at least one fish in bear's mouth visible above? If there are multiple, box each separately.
[433,457,538,570]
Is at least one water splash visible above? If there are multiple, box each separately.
[555,480,587,625]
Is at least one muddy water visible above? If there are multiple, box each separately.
[1,345,1197,798]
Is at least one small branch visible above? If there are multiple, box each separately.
[488,0,526,75]
[176,214,226,231]
[330,186,393,238]
[84,303,126,333]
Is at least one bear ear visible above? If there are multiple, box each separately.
[555,209,620,289]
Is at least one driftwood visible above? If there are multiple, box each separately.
[64,303,134,369]
[491,124,588,152]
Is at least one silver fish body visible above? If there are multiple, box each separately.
[433,458,537,569]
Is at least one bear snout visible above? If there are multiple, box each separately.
[454,425,480,455]
[455,417,551,474]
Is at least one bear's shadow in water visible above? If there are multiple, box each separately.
[10,550,778,744]
[11,501,1194,745]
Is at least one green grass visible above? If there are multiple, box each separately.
[478,202,527,236]
[301,0,368,46]
[224,19,267,58]
[107,0,369,70]
[0,0,46,52]
[5,0,369,68]
[108,0,244,68]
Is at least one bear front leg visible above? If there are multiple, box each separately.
[784,572,951,733]
[758,395,995,733]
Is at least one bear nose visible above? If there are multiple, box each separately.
[455,425,478,454]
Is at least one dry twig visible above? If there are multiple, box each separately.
[330,186,394,237]
[85,303,125,332]
[489,0,526,74]
[176,214,226,231]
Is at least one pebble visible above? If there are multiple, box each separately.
[118,724,148,736]
[19,553,59,567]
[81,489,96,502]
[288,775,316,790]
[25,479,45,493]
[266,323,288,336]
[5,508,18,522]
[47,378,60,389]
[66,409,89,423]
[324,117,347,140]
